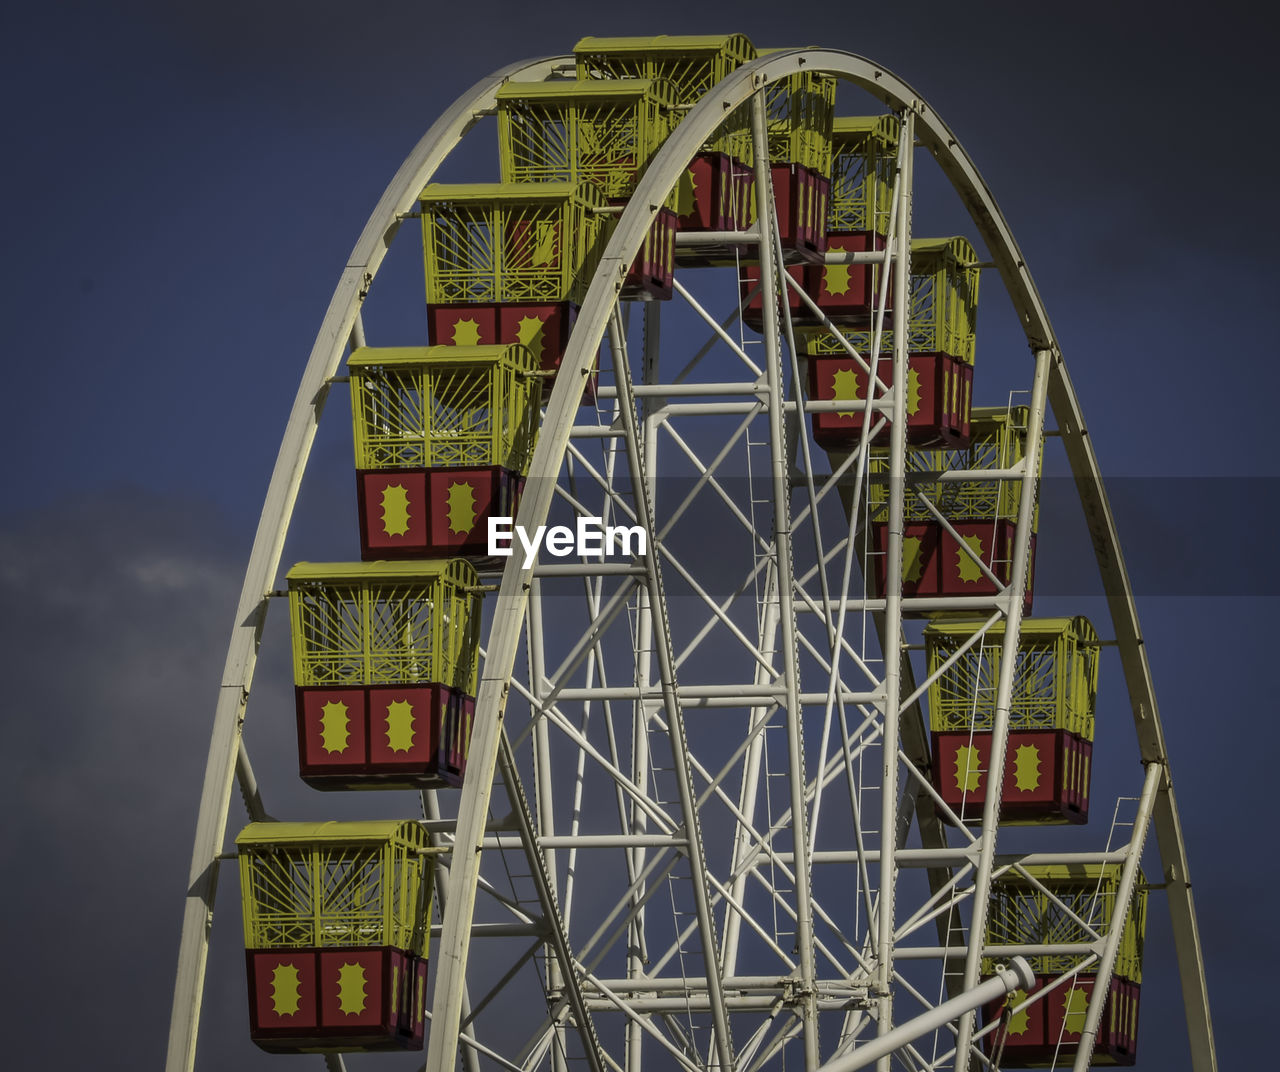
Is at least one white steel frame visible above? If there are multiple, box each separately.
[166,49,1216,1072]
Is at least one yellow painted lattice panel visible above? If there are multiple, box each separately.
[924,617,1101,737]
[573,34,756,162]
[760,56,836,175]
[237,820,435,955]
[498,79,678,201]
[349,345,541,473]
[828,115,899,234]
[287,560,482,694]
[868,406,1042,526]
[420,182,607,305]
[983,864,1147,984]
[800,235,982,361]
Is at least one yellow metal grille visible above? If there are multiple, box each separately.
[420,182,607,305]
[868,406,1040,526]
[574,35,756,100]
[908,237,980,361]
[800,235,982,361]
[924,618,1100,737]
[349,345,541,473]
[828,116,899,234]
[983,864,1147,983]
[762,65,836,175]
[288,560,482,694]
[572,34,756,162]
[498,80,678,201]
[238,821,434,955]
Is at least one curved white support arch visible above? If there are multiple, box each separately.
[164,54,570,1072]
[429,47,1216,1072]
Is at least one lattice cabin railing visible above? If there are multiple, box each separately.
[925,617,1100,738]
[572,33,756,162]
[349,344,541,474]
[287,560,481,695]
[420,181,608,307]
[497,78,678,202]
[827,114,899,235]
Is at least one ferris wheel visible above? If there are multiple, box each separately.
[166,39,1218,1072]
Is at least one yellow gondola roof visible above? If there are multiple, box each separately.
[497,78,675,105]
[924,617,1098,640]
[347,344,536,371]
[236,819,429,847]
[287,559,479,585]
[911,235,978,264]
[833,115,900,145]
[574,34,754,57]
[419,180,604,205]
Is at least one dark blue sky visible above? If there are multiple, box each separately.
[1,2,1271,1068]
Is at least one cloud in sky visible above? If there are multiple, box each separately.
[0,491,242,1066]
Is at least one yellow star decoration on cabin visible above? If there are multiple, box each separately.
[1013,743,1042,792]
[515,315,546,363]
[906,365,922,417]
[901,535,925,584]
[336,962,368,1015]
[823,264,852,296]
[831,367,861,416]
[1062,986,1089,1035]
[451,318,482,347]
[385,699,416,753]
[320,701,351,754]
[269,962,302,1016]
[1003,989,1031,1037]
[955,534,987,583]
[954,744,982,793]
[380,483,411,537]
[446,481,478,535]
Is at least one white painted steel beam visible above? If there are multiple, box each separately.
[952,348,1049,1070]
[749,88,820,1069]
[816,959,1034,1072]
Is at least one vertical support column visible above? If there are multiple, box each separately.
[750,87,820,1070]
[952,346,1050,1070]
[608,308,735,1072]
[625,300,663,1072]
[527,580,568,1072]
[874,106,914,1072]
[722,572,782,976]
